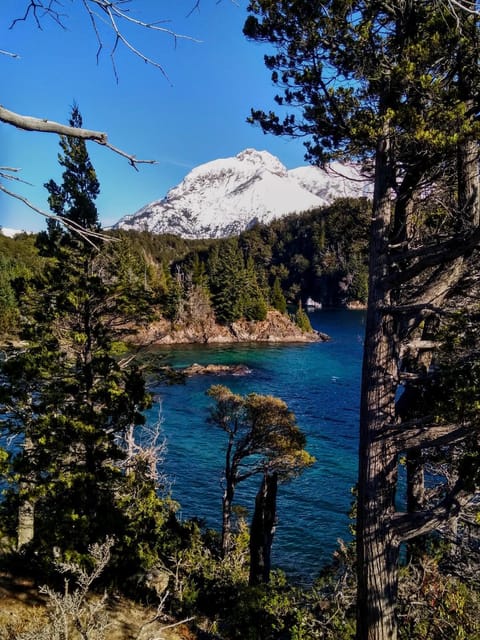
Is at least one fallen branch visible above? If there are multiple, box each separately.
[157,616,195,634]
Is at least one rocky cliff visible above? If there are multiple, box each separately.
[132,310,328,346]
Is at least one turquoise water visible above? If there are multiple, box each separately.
[147,310,366,582]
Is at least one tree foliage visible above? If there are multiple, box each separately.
[244,2,480,639]
[207,383,314,582]
[0,233,45,336]
[0,108,173,576]
[1,199,369,343]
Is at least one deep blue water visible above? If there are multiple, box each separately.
[146,310,366,582]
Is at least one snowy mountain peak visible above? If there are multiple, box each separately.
[115,149,371,239]
[235,148,288,176]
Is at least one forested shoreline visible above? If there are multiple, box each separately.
[0,196,370,346]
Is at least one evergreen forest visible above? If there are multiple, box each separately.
[0,197,371,340]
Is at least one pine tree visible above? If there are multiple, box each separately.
[207,384,315,578]
[271,276,287,314]
[163,268,184,323]
[242,256,268,321]
[245,3,480,637]
[295,300,313,333]
[0,107,167,571]
[44,103,100,232]
[208,240,246,324]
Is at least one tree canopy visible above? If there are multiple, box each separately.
[245,2,480,639]
[207,384,314,562]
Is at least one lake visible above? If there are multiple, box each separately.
[146,309,366,583]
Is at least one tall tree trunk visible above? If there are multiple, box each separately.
[17,495,35,549]
[249,472,278,586]
[221,437,236,556]
[17,435,36,549]
[457,136,480,228]
[356,126,400,640]
[221,480,235,556]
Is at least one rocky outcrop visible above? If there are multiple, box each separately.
[182,363,252,376]
[133,310,329,346]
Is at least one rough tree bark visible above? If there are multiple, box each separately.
[17,435,36,549]
[357,73,480,640]
[249,471,278,586]
[356,120,402,640]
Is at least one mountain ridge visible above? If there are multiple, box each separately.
[114,148,372,239]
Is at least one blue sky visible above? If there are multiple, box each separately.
[1,0,309,233]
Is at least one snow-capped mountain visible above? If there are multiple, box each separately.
[114,149,372,239]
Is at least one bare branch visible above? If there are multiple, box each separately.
[0,183,115,247]
[121,405,169,490]
[444,0,480,17]
[11,1,201,78]
[0,105,156,169]
[101,140,156,170]
[154,617,195,636]
[0,166,32,186]
[1,1,222,229]
[81,0,183,81]
[0,104,107,141]
[380,419,477,451]
[388,227,480,286]
[392,479,474,541]
[0,48,20,58]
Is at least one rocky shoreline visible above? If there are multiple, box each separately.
[132,310,329,347]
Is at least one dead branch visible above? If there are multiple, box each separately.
[0,105,107,141]
[1,1,229,233]
[121,405,168,490]
[383,419,476,451]
[392,479,474,541]
[444,0,480,18]
[388,227,480,286]
[0,48,19,58]
[0,105,156,169]
[0,183,115,247]
[155,617,195,635]
[10,1,200,81]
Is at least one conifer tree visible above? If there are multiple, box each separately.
[43,103,100,235]
[245,3,480,638]
[0,107,164,569]
[242,255,268,321]
[208,240,246,324]
[271,276,287,314]
[294,300,313,333]
[207,384,314,578]
[163,269,184,323]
